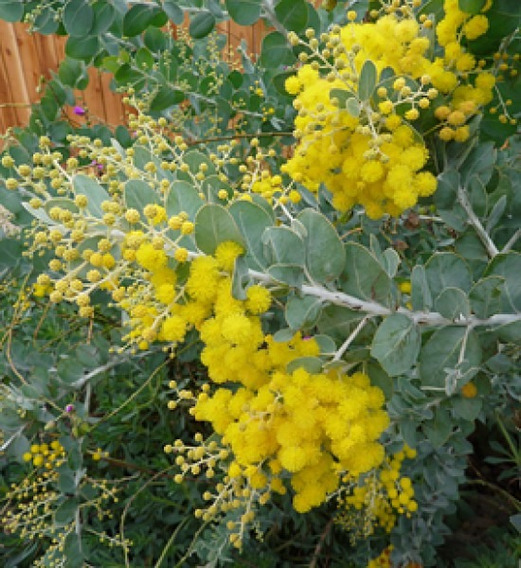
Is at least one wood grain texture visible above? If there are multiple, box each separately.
[0,18,269,132]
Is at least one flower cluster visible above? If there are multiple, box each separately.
[281,0,496,217]
[158,244,390,545]
[4,437,126,567]
[336,445,417,541]
[22,440,66,469]
[194,365,389,510]
[432,0,497,141]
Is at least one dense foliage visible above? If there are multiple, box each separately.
[1,0,520,567]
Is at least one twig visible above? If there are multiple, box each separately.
[32,301,51,342]
[173,518,212,568]
[332,316,371,362]
[71,351,149,389]
[90,356,168,428]
[457,185,499,258]
[502,228,521,253]
[98,455,174,477]
[0,102,32,108]
[154,517,190,568]
[495,411,521,466]
[186,130,293,146]
[179,250,521,329]
[309,518,334,568]
[261,0,288,37]
[119,464,178,568]
[464,479,521,510]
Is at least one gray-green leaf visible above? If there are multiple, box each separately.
[285,295,323,331]
[419,327,482,388]
[195,204,245,255]
[297,208,345,282]
[342,242,391,304]
[358,60,377,101]
[434,287,471,320]
[371,313,420,376]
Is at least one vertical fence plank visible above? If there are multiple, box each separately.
[34,32,61,84]
[4,24,31,125]
[81,68,109,123]
[100,73,126,128]
[12,23,42,105]
[0,23,19,131]
[229,20,255,60]
[0,22,31,128]
[251,20,266,61]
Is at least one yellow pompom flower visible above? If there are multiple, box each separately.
[214,241,244,272]
[160,315,187,342]
[135,243,167,271]
[461,381,478,398]
[220,313,253,344]
[174,247,189,263]
[285,76,302,95]
[245,285,271,314]
[186,256,220,304]
[155,283,176,305]
[463,15,489,40]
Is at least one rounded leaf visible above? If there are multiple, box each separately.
[0,0,24,22]
[63,0,94,36]
[297,209,345,283]
[274,0,308,33]
[371,314,421,376]
[225,0,262,25]
[260,31,296,68]
[65,35,99,61]
[189,11,216,39]
[195,204,245,255]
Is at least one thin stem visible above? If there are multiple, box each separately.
[186,130,293,147]
[261,0,287,37]
[457,324,472,366]
[91,357,168,429]
[309,518,334,568]
[502,228,521,253]
[120,465,178,568]
[75,507,83,555]
[98,455,174,477]
[84,383,92,414]
[457,185,499,258]
[332,316,371,361]
[495,411,521,465]
[154,518,190,568]
[71,352,148,390]
[0,425,26,452]
[173,519,212,568]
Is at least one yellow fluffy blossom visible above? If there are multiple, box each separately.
[195,367,388,513]
[215,241,244,272]
[282,1,497,218]
[282,13,438,218]
[135,242,167,271]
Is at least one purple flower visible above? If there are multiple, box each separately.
[73,106,86,116]
[65,404,75,413]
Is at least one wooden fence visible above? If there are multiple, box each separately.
[0,18,267,134]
